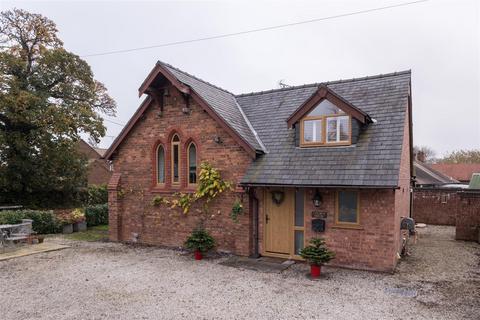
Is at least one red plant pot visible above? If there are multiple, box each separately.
[310,264,321,278]
[194,250,203,260]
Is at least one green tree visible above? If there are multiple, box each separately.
[440,149,480,164]
[0,9,116,207]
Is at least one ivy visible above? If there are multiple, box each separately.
[170,193,195,214]
[151,195,169,207]
[230,199,244,223]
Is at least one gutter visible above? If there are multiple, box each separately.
[240,182,399,189]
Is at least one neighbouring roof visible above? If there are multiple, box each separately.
[414,161,459,186]
[429,163,480,182]
[238,71,411,187]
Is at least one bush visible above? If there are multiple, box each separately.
[299,238,335,266]
[85,204,108,226]
[184,228,215,253]
[81,184,108,206]
[0,210,61,234]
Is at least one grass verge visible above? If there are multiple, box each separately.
[66,225,109,242]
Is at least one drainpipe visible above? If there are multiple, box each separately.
[249,187,260,258]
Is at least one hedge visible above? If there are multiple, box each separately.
[0,210,61,234]
[81,184,108,206]
[85,204,108,227]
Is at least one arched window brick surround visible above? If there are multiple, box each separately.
[151,129,200,192]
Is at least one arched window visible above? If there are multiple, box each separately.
[156,145,165,184]
[171,134,180,184]
[187,142,197,185]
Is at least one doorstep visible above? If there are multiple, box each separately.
[220,256,295,273]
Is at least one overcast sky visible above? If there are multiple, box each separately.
[2,0,479,157]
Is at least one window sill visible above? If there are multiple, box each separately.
[300,142,352,148]
[150,187,195,194]
[332,224,364,230]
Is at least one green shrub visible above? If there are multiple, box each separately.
[299,238,335,266]
[0,210,61,234]
[81,184,108,206]
[85,204,108,226]
[184,228,215,253]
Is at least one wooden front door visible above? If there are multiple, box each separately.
[265,189,294,255]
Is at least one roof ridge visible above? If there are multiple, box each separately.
[415,161,458,183]
[235,70,412,97]
[157,60,235,95]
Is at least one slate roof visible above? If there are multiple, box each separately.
[108,61,412,187]
[236,71,412,187]
[414,161,459,186]
[158,61,265,152]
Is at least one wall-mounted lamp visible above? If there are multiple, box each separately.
[214,136,222,144]
[312,189,322,207]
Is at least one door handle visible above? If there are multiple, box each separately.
[266,214,270,224]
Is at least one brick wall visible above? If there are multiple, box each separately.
[256,187,399,272]
[412,188,458,226]
[77,140,112,186]
[108,84,253,255]
[394,103,412,255]
[413,188,480,240]
[456,191,480,241]
[87,160,112,186]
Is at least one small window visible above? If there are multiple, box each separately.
[336,191,359,225]
[187,142,197,185]
[308,99,344,116]
[171,134,180,184]
[303,119,322,143]
[156,145,165,184]
[300,100,351,147]
[326,116,350,143]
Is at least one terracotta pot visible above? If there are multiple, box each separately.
[194,250,203,260]
[310,264,321,278]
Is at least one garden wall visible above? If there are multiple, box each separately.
[413,188,480,242]
[412,188,458,226]
[456,191,480,241]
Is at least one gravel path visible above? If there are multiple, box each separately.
[1,226,479,320]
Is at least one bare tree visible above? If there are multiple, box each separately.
[413,145,436,163]
[439,149,480,164]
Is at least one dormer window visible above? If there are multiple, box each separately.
[300,100,351,147]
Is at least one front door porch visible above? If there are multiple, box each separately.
[263,188,305,259]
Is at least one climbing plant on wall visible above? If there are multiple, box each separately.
[170,162,232,214]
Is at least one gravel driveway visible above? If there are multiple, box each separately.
[1,226,479,320]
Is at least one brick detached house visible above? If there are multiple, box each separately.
[104,61,413,272]
[77,139,112,186]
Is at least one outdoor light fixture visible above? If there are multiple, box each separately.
[271,190,285,205]
[312,189,322,207]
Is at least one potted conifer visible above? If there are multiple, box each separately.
[300,238,335,278]
[184,228,215,260]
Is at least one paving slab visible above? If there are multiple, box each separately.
[0,242,69,261]
[220,256,295,273]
